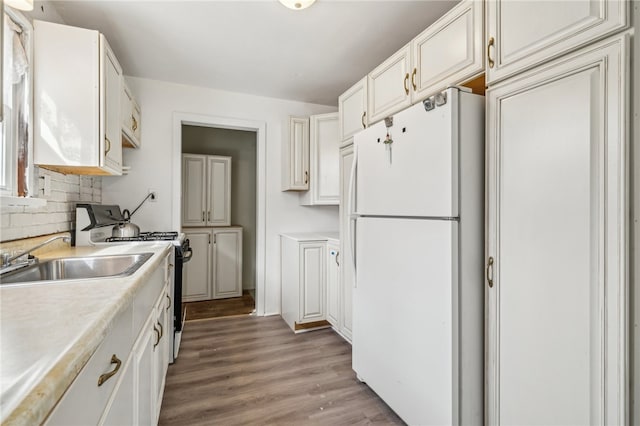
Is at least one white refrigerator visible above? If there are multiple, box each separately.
[350,87,484,425]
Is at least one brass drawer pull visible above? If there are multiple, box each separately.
[411,68,417,90]
[97,354,122,386]
[403,73,409,95]
[153,324,160,348]
[104,137,111,155]
[361,111,366,129]
[157,321,163,339]
[487,37,495,69]
[486,256,494,288]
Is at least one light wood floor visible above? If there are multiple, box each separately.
[184,291,255,321]
[159,315,404,425]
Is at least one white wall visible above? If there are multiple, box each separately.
[101,77,338,315]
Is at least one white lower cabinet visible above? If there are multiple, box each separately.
[183,227,243,301]
[280,235,328,332]
[45,256,171,426]
[212,228,243,299]
[183,229,212,301]
[486,34,628,425]
[326,241,340,327]
[133,313,155,426]
[99,354,134,425]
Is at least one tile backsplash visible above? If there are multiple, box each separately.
[0,168,102,242]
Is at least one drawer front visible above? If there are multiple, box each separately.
[45,303,134,425]
[133,265,165,336]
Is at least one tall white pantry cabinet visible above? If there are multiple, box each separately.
[485,1,630,424]
[182,154,243,301]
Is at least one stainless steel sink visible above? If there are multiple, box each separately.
[0,253,154,285]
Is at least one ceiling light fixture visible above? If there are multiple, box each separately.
[5,0,34,11]
[278,0,316,11]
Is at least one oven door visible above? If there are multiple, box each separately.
[170,239,191,363]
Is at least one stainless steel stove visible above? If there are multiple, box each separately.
[75,204,192,363]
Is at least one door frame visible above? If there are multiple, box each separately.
[172,112,266,316]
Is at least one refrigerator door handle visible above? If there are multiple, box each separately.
[348,145,358,284]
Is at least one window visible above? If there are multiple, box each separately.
[1,8,33,199]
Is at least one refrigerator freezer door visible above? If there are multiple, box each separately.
[355,90,458,217]
[353,217,457,425]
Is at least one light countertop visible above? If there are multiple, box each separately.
[280,232,339,242]
[0,242,173,426]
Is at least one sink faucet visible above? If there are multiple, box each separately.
[2,234,71,268]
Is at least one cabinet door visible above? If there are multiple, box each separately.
[486,0,628,84]
[282,116,310,191]
[121,83,133,146]
[326,243,340,327]
[97,357,134,426]
[45,304,134,426]
[339,144,355,341]
[133,315,155,426]
[299,243,325,323]
[131,99,141,145]
[206,156,232,226]
[153,290,169,422]
[101,35,122,175]
[182,154,207,227]
[411,0,483,101]
[367,44,412,125]
[339,77,367,143]
[121,82,141,149]
[212,228,243,299]
[300,113,339,206]
[486,35,628,425]
[183,229,212,302]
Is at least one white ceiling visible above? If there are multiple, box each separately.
[41,0,459,106]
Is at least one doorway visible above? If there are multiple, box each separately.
[181,125,257,318]
[172,113,266,317]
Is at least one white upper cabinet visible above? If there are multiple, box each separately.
[206,156,232,226]
[121,81,141,149]
[486,0,629,84]
[338,77,368,143]
[181,155,207,227]
[181,154,231,227]
[282,116,310,191]
[411,0,483,100]
[367,0,483,125]
[367,44,412,125]
[33,20,123,175]
[300,112,340,206]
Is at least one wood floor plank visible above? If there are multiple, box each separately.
[159,315,405,425]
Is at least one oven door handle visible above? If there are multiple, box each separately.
[182,247,193,263]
